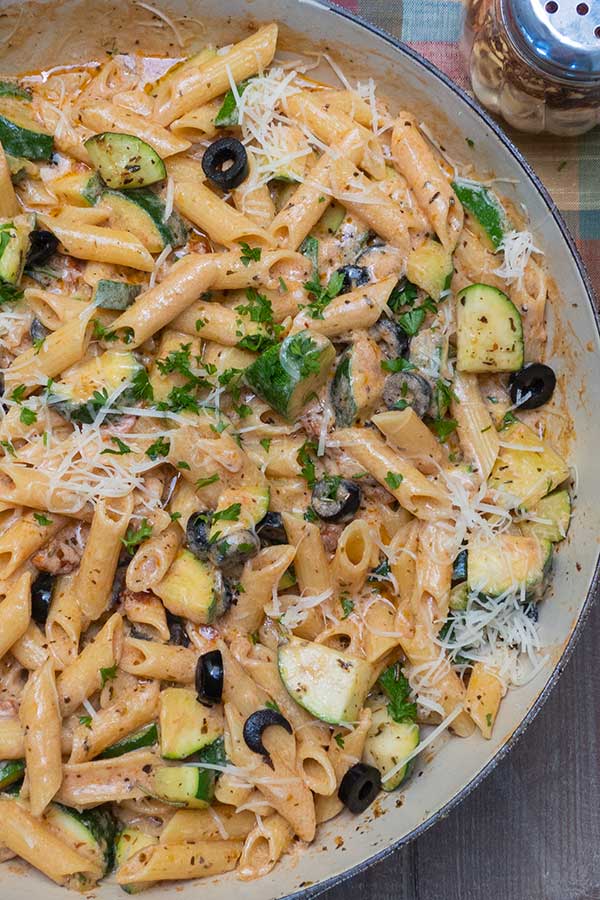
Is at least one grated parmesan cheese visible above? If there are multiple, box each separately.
[493,229,543,285]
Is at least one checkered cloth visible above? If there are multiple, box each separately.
[332,0,600,291]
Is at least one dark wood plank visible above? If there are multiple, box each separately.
[322,598,600,900]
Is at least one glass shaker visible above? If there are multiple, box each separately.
[464,0,600,135]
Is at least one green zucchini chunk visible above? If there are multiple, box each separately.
[153,766,215,808]
[520,489,571,543]
[85,133,166,189]
[278,637,373,725]
[468,534,553,601]
[159,687,222,759]
[0,216,32,284]
[45,803,117,875]
[101,188,187,252]
[245,330,335,420]
[331,336,384,427]
[115,828,158,893]
[48,350,143,423]
[154,549,224,625]
[363,707,420,791]
[94,279,142,310]
[0,111,53,160]
[0,81,31,101]
[98,723,158,759]
[452,179,507,250]
[456,283,523,373]
[406,236,453,301]
[0,758,25,791]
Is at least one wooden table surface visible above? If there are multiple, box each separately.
[321,594,600,900]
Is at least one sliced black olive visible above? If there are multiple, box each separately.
[509,363,556,410]
[256,512,287,546]
[311,476,360,523]
[30,317,48,345]
[369,315,410,360]
[196,649,223,704]
[110,563,127,607]
[166,610,190,647]
[208,529,260,570]
[202,137,248,191]
[214,570,234,618]
[31,571,54,624]
[338,762,381,813]
[451,549,468,585]
[336,265,370,294]
[26,229,59,268]
[383,372,432,419]
[243,708,293,757]
[356,242,405,281]
[186,511,211,560]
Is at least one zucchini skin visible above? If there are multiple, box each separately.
[103,187,188,249]
[0,114,53,160]
[452,180,506,250]
[85,132,166,189]
[94,279,142,310]
[52,803,118,875]
[0,758,25,790]
[98,723,158,759]
[456,283,524,373]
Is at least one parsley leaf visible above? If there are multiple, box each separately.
[19,406,36,425]
[297,439,317,487]
[130,368,154,402]
[340,595,354,619]
[145,436,170,459]
[33,512,53,526]
[0,439,15,457]
[79,715,92,727]
[378,662,417,724]
[32,336,45,353]
[303,269,344,320]
[169,511,182,522]
[398,307,426,337]
[387,280,418,314]
[100,664,118,687]
[430,417,458,442]
[101,436,132,456]
[304,506,318,522]
[334,733,345,748]
[283,332,324,377]
[501,410,518,429]
[385,471,403,490]
[239,242,262,266]
[121,519,153,554]
[259,437,271,453]
[236,332,277,353]
[212,503,241,523]
[435,378,457,418]
[381,357,415,374]
[265,699,281,713]
[10,384,26,403]
[196,473,220,489]
[235,288,273,324]
[0,282,24,306]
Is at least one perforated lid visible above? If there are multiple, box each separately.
[501,0,600,81]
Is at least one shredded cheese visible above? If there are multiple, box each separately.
[493,229,543,285]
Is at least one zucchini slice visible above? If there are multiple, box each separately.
[85,133,166,189]
[101,188,187,253]
[48,350,143,424]
[115,828,158,894]
[449,581,469,611]
[520,489,571,543]
[452,179,507,251]
[45,803,117,876]
[406,236,453,301]
[93,279,142,310]
[331,336,385,427]
[278,637,373,725]
[98,723,158,759]
[0,81,31,101]
[208,482,270,542]
[456,283,524,373]
[153,549,226,625]
[153,766,215,808]
[245,331,335,420]
[363,706,420,791]
[0,215,32,284]
[489,421,570,509]
[0,758,25,790]
[468,534,552,601]
[159,688,223,760]
[0,99,53,160]
[50,171,104,207]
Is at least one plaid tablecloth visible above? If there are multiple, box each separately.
[333,0,600,293]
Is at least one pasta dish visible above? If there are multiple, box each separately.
[0,19,571,891]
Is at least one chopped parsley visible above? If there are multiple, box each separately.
[100,664,118,687]
[501,410,518,429]
[79,715,93,728]
[265,699,281,713]
[334,733,345,748]
[33,512,53,526]
[145,436,170,459]
[259,437,271,453]
[212,503,241,524]
[177,460,191,470]
[430,417,458,442]
[381,357,415,374]
[101,436,132,456]
[130,368,154,403]
[121,518,153,554]
[169,511,182,522]
[235,288,274,324]
[284,332,324,377]
[378,662,417,724]
[196,473,220,489]
[10,384,26,403]
[297,439,317,487]
[304,506,318,522]
[302,269,344,320]
[0,282,23,306]
[32,336,45,353]
[239,242,262,266]
[398,306,427,337]
[435,378,457,417]
[387,280,418,314]
[19,406,37,426]
[340,595,354,619]
[0,440,15,457]
[385,471,403,490]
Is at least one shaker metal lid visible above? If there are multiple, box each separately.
[501,0,600,81]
